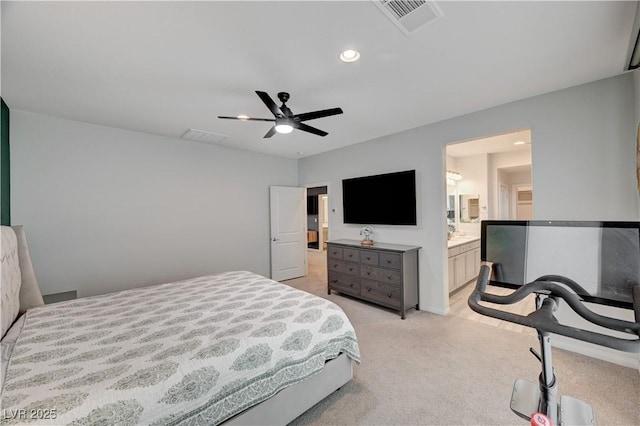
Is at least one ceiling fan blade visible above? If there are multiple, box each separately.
[294,108,343,122]
[256,91,285,118]
[264,126,277,138]
[218,116,275,122]
[294,122,328,137]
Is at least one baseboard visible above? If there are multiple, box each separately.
[550,334,640,372]
[422,305,449,316]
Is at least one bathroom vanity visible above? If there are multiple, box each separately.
[447,236,481,293]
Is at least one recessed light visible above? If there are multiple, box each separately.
[340,49,360,63]
[237,114,250,121]
[514,141,526,145]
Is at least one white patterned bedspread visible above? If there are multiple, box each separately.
[0,271,360,425]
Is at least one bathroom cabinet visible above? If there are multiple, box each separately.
[448,239,481,293]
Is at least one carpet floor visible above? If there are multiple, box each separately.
[284,251,640,425]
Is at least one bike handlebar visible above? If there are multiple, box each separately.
[468,265,640,353]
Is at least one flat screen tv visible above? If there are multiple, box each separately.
[481,220,640,308]
[307,195,318,215]
[342,170,417,225]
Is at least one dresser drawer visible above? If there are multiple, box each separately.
[379,253,401,270]
[361,279,401,309]
[328,260,360,276]
[328,246,343,259]
[328,272,360,296]
[326,241,420,319]
[343,248,360,262]
[361,266,401,285]
[360,251,379,266]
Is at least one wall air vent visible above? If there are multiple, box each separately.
[373,0,443,36]
[181,128,227,145]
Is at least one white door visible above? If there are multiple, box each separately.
[499,184,509,219]
[270,186,307,281]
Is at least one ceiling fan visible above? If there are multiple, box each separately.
[218,91,343,138]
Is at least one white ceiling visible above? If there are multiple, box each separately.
[2,1,637,159]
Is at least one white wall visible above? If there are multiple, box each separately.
[11,110,298,297]
[488,149,532,217]
[299,73,638,359]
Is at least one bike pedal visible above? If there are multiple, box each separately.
[510,378,541,421]
[559,395,595,426]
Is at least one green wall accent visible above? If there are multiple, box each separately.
[1,98,10,225]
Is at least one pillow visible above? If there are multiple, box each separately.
[12,225,44,313]
[1,226,21,339]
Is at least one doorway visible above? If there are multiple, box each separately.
[445,129,533,308]
[306,186,328,251]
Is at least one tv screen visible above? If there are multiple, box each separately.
[481,220,640,308]
[342,170,417,225]
[307,195,318,215]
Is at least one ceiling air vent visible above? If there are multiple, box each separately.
[373,0,443,36]
[181,128,227,145]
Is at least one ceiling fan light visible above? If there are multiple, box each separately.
[275,123,293,134]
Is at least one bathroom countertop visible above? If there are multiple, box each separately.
[447,235,480,248]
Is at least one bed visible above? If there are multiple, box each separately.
[0,226,360,425]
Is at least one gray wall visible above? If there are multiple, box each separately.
[299,72,638,318]
[11,110,298,297]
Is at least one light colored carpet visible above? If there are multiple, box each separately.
[284,251,640,425]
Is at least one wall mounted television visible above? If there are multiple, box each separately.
[342,170,417,225]
[307,195,318,215]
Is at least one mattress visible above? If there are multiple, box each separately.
[0,271,360,425]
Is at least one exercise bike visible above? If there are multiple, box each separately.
[468,221,640,425]
[469,265,639,425]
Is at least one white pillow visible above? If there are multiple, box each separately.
[1,226,22,339]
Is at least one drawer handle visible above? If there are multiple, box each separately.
[366,287,372,292]
[387,275,392,280]
[333,264,338,268]
[387,293,393,298]
[349,284,354,288]
[331,279,338,284]
[366,257,371,260]
[348,267,353,272]
[366,272,371,276]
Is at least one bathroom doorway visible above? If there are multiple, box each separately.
[445,129,533,308]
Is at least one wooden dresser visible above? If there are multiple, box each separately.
[327,239,421,319]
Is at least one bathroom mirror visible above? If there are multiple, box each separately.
[446,193,455,221]
[459,194,480,223]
